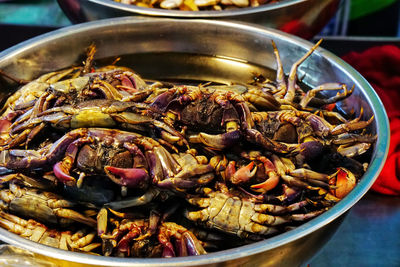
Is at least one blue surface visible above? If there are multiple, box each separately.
[307,192,400,267]
[0,0,70,26]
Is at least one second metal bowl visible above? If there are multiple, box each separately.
[57,0,341,39]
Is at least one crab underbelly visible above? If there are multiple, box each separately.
[207,194,253,235]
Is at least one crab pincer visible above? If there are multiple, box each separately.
[53,137,93,185]
[251,156,280,193]
[104,141,151,188]
[104,166,150,188]
[196,130,241,150]
[329,167,356,199]
[156,152,215,190]
[226,161,257,185]
[158,222,206,257]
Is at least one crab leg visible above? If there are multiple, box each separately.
[307,84,354,108]
[331,115,374,135]
[284,39,323,103]
[240,222,279,238]
[280,175,319,190]
[290,209,326,221]
[254,200,309,215]
[245,129,297,153]
[0,211,99,251]
[53,209,96,227]
[0,211,45,240]
[271,40,287,98]
[9,92,50,133]
[158,173,214,189]
[337,143,372,157]
[105,188,165,210]
[289,168,329,182]
[332,133,377,145]
[299,83,350,108]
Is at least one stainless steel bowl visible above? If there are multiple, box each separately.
[0,18,389,266]
[57,0,341,39]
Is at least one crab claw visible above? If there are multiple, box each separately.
[298,140,324,161]
[0,119,12,134]
[329,167,356,199]
[251,172,280,193]
[230,162,257,184]
[158,232,176,257]
[53,162,76,184]
[149,90,177,112]
[161,242,176,258]
[158,222,206,257]
[183,231,207,256]
[119,73,146,93]
[198,130,241,150]
[104,166,149,188]
[251,156,280,193]
[304,114,331,137]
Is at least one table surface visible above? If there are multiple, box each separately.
[1,3,400,266]
[307,192,400,267]
[0,0,70,27]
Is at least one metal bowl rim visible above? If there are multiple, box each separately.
[0,17,390,266]
[75,0,311,18]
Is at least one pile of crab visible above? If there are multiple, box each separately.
[0,41,376,258]
[114,0,280,11]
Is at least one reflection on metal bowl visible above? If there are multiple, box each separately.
[57,0,341,39]
[0,18,389,266]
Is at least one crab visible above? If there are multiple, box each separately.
[0,128,213,192]
[0,210,100,252]
[185,184,325,240]
[255,40,354,109]
[0,40,377,258]
[147,84,300,154]
[97,207,206,257]
[0,183,96,227]
[5,98,187,150]
[0,47,157,150]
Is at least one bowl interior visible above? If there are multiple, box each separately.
[0,18,389,266]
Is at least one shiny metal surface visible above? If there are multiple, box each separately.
[0,18,390,266]
[57,0,340,39]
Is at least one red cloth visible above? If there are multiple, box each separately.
[342,45,400,195]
